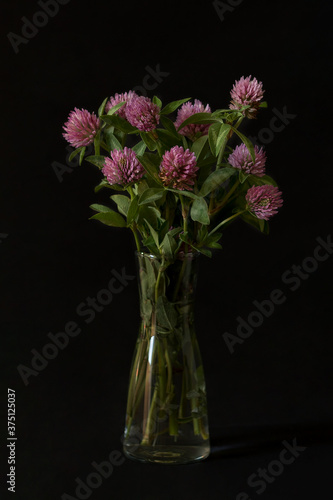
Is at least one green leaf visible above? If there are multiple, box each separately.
[160,98,191,116]
[225,111,244,122]
[144,220,160,248]
[156,296,178,329]
[191,197,210,225]
[239,170,249,184]
[197,156,217,170]
[177,112,218,131]
[138,153,162,184]
[106,101,126,116]
[110,194,130,216]
[94,180,109,193]
[208,122,222,157]
[79,146,86,166]
[137,205,161,229]
[229,126,255,163]
[247,174,278,187]
[90,211,126,227]
[143,174,162,189]
[196,247,212,258]
[191,135,209,162]
[156,129,182,150]
[161,233,177,261]
[167,188,199,200]
[132,140,146,156]
[141,296,153,322]
[181,136,189,150]
[240,211,269,234]
[138,188,165,205]
[69,146,84,162]
[85,155,106,169]
[101,114,137,134]
[199,167,235,196]
[93,180,123,193]
[196,225,208,246]
[140,132,157,151]
[160,116,180,138]
[216,123,232,155]
[127,195,139,225]
[98,97,109,117]
[208,122,232,157]
[103,128,122,151]
[152,96,162,108]
[113,128,126,145]
[259,101,268,108]
[204,231,223,249]
[179,233,212,257]
[89,204,113,213]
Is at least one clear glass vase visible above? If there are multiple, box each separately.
[123,251,210,464]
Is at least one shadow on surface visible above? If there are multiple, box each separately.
[209,422,333,459]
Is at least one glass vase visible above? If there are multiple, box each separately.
[123,251,210,464]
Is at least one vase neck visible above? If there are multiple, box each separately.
[136,252,199,309]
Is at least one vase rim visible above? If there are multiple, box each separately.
[135,250,200,260]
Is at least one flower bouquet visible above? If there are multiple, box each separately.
[63,76,283,464]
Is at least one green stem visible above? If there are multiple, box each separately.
[100,140,110,152]
[208,192,214,214]
[154,257,166,303]
[191,397,201,435]
[165,202,170,226]
[210,179,240,215]
[179,194,188,236]
[163,338,172,394]
[209,133,230,212]
[234,116,244,130]
[125,324,150,438]
[141,312,156,445]
[132,227,141,253]
[209,115,244,213]
[127,185,135,200]
[157,342,166,418]
[94,140,100,156]
[125,335,143,420]
[199,418,209,441]
[128,366,146,431]
[172,257,187,302]
[178,361,187,420]
[172,194,189,302]
[127,185,141,252]
[121,133,127,148]
[169,395,179,438]
[209,210,246,236]
[141,384,159,445]
[148,130,158,140]
[215,139,226,171]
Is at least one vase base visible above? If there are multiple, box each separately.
[123,443,210,465]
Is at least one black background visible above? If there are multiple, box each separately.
[1,0,332,499]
